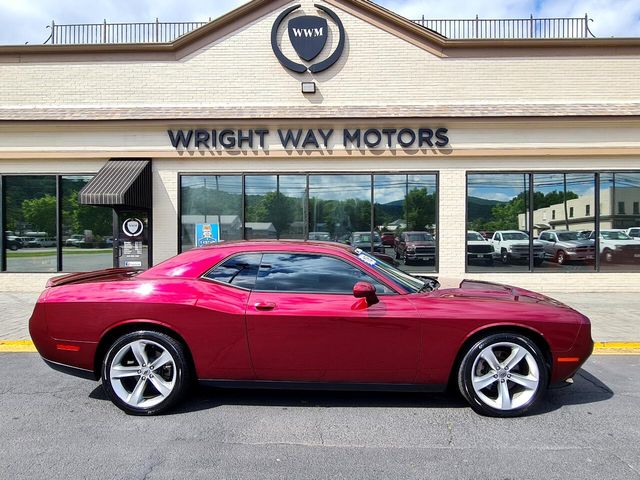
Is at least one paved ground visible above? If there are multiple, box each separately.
[1,291,638,342]
[0,353,638,479]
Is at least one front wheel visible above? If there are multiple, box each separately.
[457,333,548,417]
[102,331,190,415]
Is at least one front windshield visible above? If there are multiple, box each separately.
[467,232,484,241]
[556,232,581,241]
[406,233,433,242]
[353,233,381,243]
[353,249,425,294]
[602,231,632,240]
[502,232,529,240]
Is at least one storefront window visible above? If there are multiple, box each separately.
[245,175,306,239]
[533,173,596,272]
[308,175,371,245]
[61,176,113,272]
[4,176,57,272]
[599,173,640,271]
[467,174,530,272]
[180,175,243,250]
[179,173,440,274]
[374,174,437,273]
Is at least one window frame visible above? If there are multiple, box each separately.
[201,250,400,295]
[178,171,440,274]
[465,170,640,274]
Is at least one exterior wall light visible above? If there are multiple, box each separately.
[301,82,317,94]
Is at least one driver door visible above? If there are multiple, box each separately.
[245,252,421,383]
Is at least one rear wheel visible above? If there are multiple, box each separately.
[457,333,548,417]
[102,331,190,415]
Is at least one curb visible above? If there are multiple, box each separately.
[2,340,640,354]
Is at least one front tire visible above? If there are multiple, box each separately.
[102,330,190,415]
[457,333,548,417]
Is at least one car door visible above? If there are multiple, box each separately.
[246,252,420,383]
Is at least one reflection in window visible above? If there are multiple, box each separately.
[4,176,57,272]
[180,175,242,250]
[374,174,437,273]
[309,175,371,246]
[245,176,306,240]
[255,253,392,293]
[533,173,596,272]
[466,174,530,272]
[62,176,113,272]
[205,253,261,289]
[599,173,640,271]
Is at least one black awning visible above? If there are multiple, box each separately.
[79,159,151,209]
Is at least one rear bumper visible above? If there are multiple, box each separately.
[42,357,97,380]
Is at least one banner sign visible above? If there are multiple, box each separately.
[196,223,220,247]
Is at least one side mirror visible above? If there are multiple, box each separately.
[353,281,379,306]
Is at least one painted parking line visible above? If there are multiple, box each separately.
[2,340,640,354]
[0,340,37,353]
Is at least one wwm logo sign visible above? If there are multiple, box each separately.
[291,27,324,37]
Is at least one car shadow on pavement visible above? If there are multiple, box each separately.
[87,367,613,416]
[528,368,614,416]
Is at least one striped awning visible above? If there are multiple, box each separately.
[79,159,151,209]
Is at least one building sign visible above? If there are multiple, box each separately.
[120,217,144,268]
[195,223,220,247]
[272,4,345,73]
[168,127,449,151]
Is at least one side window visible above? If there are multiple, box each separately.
[204,253,261,290]
[255,253,393,294]
[539,232,548,241]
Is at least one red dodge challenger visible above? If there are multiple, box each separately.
[29,241,593,417]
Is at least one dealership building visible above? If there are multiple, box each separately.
[1,0,639,292]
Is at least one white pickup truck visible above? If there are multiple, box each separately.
[590,229,640,263]
[490,230,545,266]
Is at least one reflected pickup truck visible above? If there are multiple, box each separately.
[490,230,545,266]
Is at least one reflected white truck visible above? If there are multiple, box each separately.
[490,230,545,266]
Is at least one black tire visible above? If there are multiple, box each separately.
[556,250,566,265]
[395,249,400,260]
[501,249,510,264]
[603,249,614,263]
[102,330,190,416]
[457,333,548,417]
[533,258,544,267]
[484,258,494,266]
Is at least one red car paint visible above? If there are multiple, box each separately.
[29,241,593,388]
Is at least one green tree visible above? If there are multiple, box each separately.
[404,188,436,230]
[22,195,56,234]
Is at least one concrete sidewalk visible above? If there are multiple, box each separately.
[0,291,638,342]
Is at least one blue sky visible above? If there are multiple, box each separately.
[0,0,639,45]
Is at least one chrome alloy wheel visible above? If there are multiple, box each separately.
[109,339,177,409]
[471,341,540,411]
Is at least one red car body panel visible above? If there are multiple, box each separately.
[29,241,593,388]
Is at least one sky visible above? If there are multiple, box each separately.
[0,0,639,45]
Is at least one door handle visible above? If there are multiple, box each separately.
[254,302,276,311]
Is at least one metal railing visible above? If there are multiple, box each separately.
[412,14,595,39]
[45,18,210,45]
[43,14,596,45]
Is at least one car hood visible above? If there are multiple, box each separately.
[430,278,570,308]
[557,240,594,247]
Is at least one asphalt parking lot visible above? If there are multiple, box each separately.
[1,353,638,480]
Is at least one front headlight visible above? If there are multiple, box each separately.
[567,247,576,252]
[407,245,416,252]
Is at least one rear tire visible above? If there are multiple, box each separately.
[457,333,548,417]
[102,330,190,415]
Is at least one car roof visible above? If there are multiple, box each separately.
[138,240,355,279]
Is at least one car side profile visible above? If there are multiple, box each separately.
[30,241,593,417]
[537,230,596,265]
